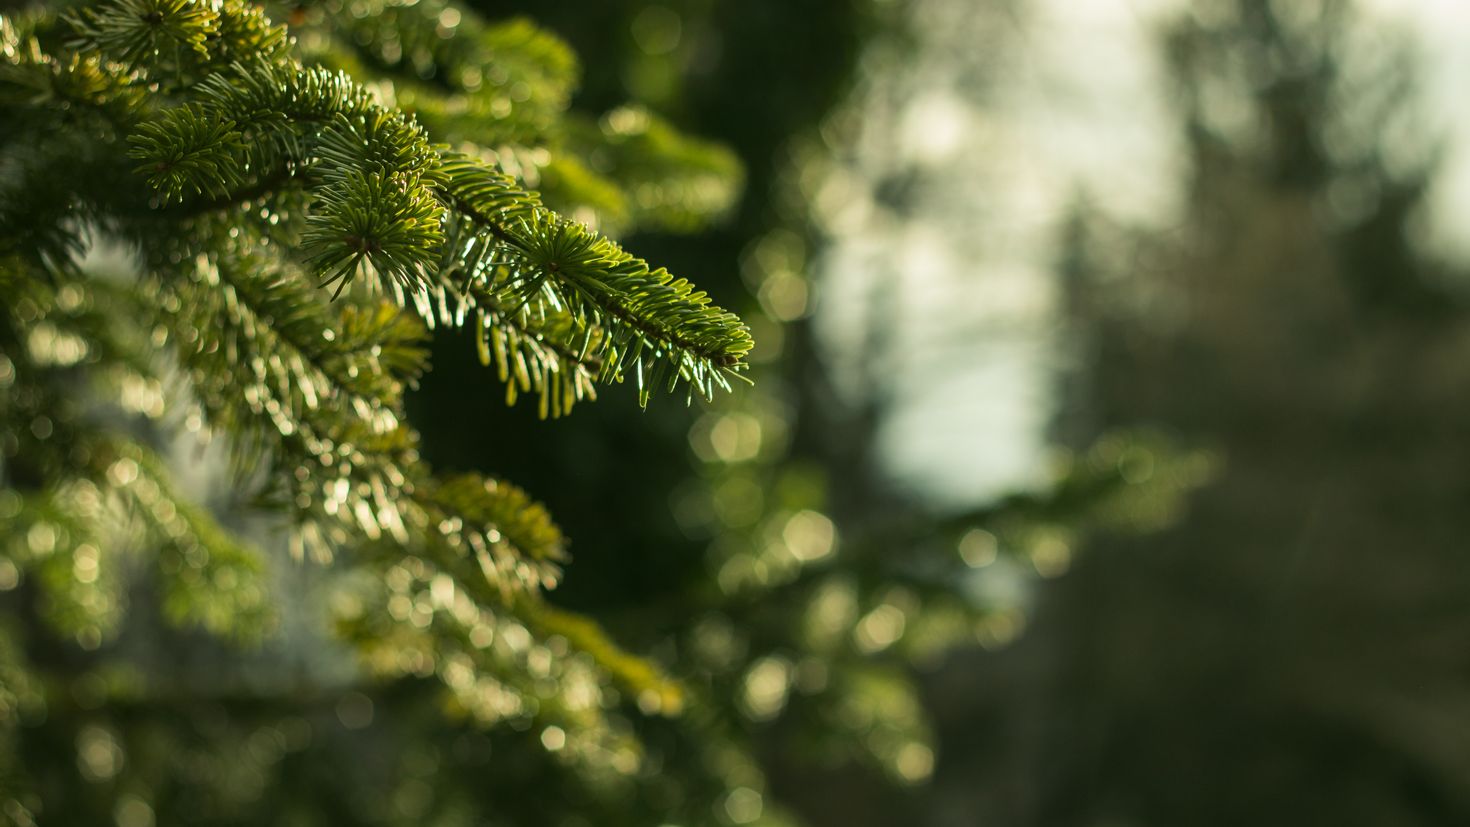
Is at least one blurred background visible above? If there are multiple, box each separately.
[462,0,1470,823]
[421,0,1470,822]
[447,0,1470,823]
[16,0,1470,824]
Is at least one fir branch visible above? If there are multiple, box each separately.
[192,58,376,125]
[201,0,289,67]
[116,44,752,403]
[464,284,605,417]
[436,155,753,403]
[67,0,219,67]
[525,602,685,714]
[336,556,637,765]
[303,167,445,296]
[161,166,296,215]
[144,241,569,597]
[128,105,248,202]
[4,0,759,781]
[0,478,127,641]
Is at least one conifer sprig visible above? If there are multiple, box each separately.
[116,45,752,404]
[68,0,219,65]
[2,0,751,778]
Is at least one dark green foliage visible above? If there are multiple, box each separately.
[69,0,220,64]
[1,0,1208,823]
[1,0,752,818]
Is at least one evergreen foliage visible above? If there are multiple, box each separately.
[1,0,749,815]
[0,0,1209,823]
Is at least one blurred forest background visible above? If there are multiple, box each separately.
[10,0,1470,824]
[441,0,1470,823]
[446,0,1470,823]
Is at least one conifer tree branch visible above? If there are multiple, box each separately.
[467,287,607,376]
[4,0,761,782]
[112,45,751,405]
[140,241,570,595]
